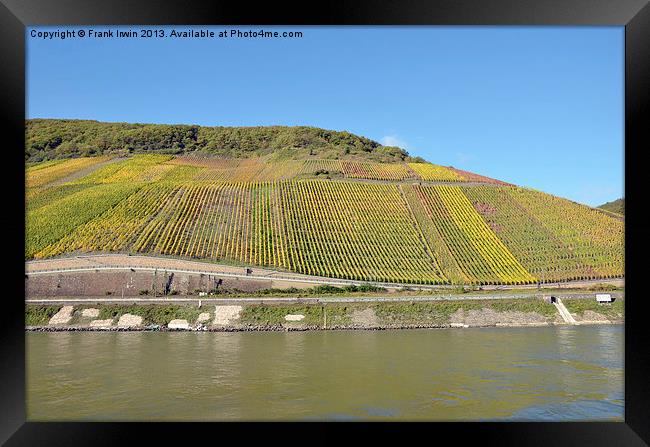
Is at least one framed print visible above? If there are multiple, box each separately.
[1,0,648,444]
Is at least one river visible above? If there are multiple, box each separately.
[26,325,623,421]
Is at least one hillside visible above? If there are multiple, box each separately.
[26,152,624,286]
[25,119,423,163]
[598,198,624,215]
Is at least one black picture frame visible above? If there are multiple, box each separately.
[2,0,647,444]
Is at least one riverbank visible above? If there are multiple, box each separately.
[26,296,624,332]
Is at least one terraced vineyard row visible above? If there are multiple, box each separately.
[165,156,476,182]
[26,155,624,285]
[280,181,445,283]
[132,182,283,267]
[72,154,174,184]
[407,163,464,182]
[298,159,343,176]
[461,186,600,282]
[26,156,112,189]
[38,184,180,258]
[507,188,624,279]
[402,184,536,285]
[34,180,446,283]
[448,167,510,185]
[340,161,417,181]
[27,183,140,258]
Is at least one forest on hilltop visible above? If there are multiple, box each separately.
[26,119,425,163]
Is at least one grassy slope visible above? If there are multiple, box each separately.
[598,198,624,215]
[25,306,61,326]
[562,298,624,320]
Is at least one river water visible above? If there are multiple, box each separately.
[26,325,623,421]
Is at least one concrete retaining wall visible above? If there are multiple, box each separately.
[25,270,273,297]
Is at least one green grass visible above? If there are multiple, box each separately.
[97,304,203,325]
[25,298,565,329]
[488,299,558,317]
[562,298,624,319]
[598,198,624,215]
[239,305,325,326]
[322,305,354,326]
[25,305,61,326]
[238,303,355,327]
[373,301,478,325]
[373,298,557,325]
[211,284,387,298]
[585,283,622,291]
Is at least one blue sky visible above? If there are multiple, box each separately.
[27,26,623,206]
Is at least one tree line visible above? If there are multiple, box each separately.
[26,119,426,163]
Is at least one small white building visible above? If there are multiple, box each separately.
[596,293,613,303]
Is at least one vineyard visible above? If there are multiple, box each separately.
[164,156,479,182]
[25,154,624,285]
[26,156,112,196]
